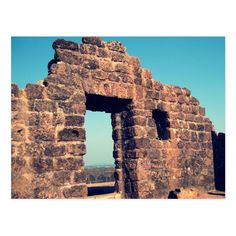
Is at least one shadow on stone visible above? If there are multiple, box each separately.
[168,189,181,199]
[211,131,225,191]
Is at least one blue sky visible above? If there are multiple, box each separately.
[11,37,225,166]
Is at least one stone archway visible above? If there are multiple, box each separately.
[12,37,217,199]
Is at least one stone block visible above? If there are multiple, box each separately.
[29,100,57,112]
[47,84,71,100]
[91,70,108,80]
[173,86,183,95]
[12,125,25,142]
[63,185,88,198]
[179,130,190,141]
[25,84,44,99]
[114,159,123,168]
[44,144,66,157]
[77,66,91,78]
[58,101,85,114]
[25,142,44,157]
[29,127,55,141]
[12,156,27,173]
[83,58,99,70]
[33,157,53,173]
[199,107,205,116]
[126,138,150,150]
[122,126,146,140]
[99,60,114,72]
[127,56,140,70]
[97,48,110,58]
[112,128,121,141]
[196,124,205,131]
[55,48,80,65]
[54,157,84,171]
[115,63,129,73]
[108,73,121,82]
[177,95,185,104]
[58,128,85,141]
[177,140,185,149]
[11,99,24,111]
[189,96,199,105]
[191,106,199,115]
[110,51,125,62]
[53,39,79,51]
[82,37,105,47]
[34,186,62,199]
[67,143,86,156]
[27,112,40,126]
[185,114,195,122]
[65,115,84,127]
[198,132,207,142]
[79,44,97,55]
[53,170,71,186]
[124,116,146,127]
[189,122,196,130]
[74,171,86,183]
[191,132,198,142]
[11,84,19,97]
[114,170,123,181]
[182,88,191,96]
[107,41,126,53]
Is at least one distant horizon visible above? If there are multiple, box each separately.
[12,37,225,166]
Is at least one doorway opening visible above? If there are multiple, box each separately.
[84,94,132,198]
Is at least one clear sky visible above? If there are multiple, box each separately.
[11,37,225,166]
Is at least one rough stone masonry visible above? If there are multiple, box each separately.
[12,37,220,198]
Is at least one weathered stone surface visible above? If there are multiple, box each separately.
[82,37,105,47]
[29,127,55,141]
[11,84,19,97]
[110,51,125,62]
[74,171,86,183]
[53,170,71,186]
[53,39,79,51]
[91,70,108,80]
[34,186,62,199]
[33,157,53,173]
[47,84,71,100]
[67,143,86,156]
[126,138,150,150]
[25,84,44,99]
[79,44,97,55]
[63,185,87,198]
[83,58,99,70]
[58,101,85,114]
[12,156,26,173]
[12,99,24,111]
[65,115,84,126]
[12,37,220,199]
[44,144,66,157]
[54,157,84,170]
[29,100,57,112]
[107,41,126,53]
[58,128,85,141]
[12,125,25,142]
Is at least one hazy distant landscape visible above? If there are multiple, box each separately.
[85,165,115,184]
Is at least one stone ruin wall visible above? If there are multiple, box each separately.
[12,37,216,198]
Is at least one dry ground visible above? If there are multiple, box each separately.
[86,182,225,199]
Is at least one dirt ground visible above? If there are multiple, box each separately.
[86,182,225,199]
